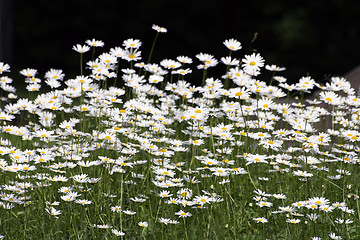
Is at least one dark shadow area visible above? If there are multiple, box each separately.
[1,0,360,87]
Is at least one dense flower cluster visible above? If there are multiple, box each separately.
[0,25,359,239]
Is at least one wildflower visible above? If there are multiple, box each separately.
[45,207,62,218]
[328,233,342,240]
[307,213,319,221]
[138,221,148,227]
[72,174,89,183]
[319,204,335,212]
[242,53,264,72]
[293,170,313,178]
[60,195,76,202]
[179,199,195,207]
[339,206,354,214]
[254,189,272,197]
[160,59,181,70]
[72,44,90,53]
[75,199,92,205]
[308,197,330,206]
[111,229,125,236]
[0,62,10,74]
[258,97,274,111]
[35,129,55,139]
[110,206,122,213]
[229,87,250,100]
[149,74,164,84]
[173,68,192,75]
[253,217,268,223]
[169,220,180,224]
[159,190,173,198]
[122,49,142,62]
[20,68,37,77]
[286,218,300,224]
[319,91,343,105]
[86,39,104,47]
[278,206,294,214]
[335,218,344,224]
[175,188,192,199]
[155,167,176,178]
[192,195,214,205]
[256,201,273,208]
[123,210,136,215]
[0,112,15,121]
[223,38,242,51]
[221,56,240,66]
[123,38,142,49]
[246,154,269,165]
[152,24,167,33]
[265,64,286,71]
[175,210,192,218]
[26,83,41,92]
[130,197,146,203]
[177,56,193,64]
[58,186,72,193]
[273,194,286,200]
[159,218,170,225]
[295,76,316,92]
[196,53,218,68]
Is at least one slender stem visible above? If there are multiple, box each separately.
[147,32,159,64]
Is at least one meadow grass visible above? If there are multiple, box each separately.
[0,25,359,239]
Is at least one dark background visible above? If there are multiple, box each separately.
[1,0,360,86]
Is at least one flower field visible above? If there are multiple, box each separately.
[0,25,359,239]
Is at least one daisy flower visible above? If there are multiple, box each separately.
[223,38,242,51]
[253,217,268,223]
[159,190,173,198]
[221,56,240,66]
[319,91,343,105]
[245,154,269,165]
[45,69,65,81]
[20,68,37,77]
[72,44,90,53]
[160,59,181,70]
[307,213,319,221]
[192,195,213,205]
[256,201,273,208]
[123,210,136,215]
[159,218,170,225]
[328,233,342,240]
[273,76,287,83]
[0,62,10,74]
[286,218,300,224]
[122,49,142,62]
[308,197,330,206]
[258,97,274,111]
[111,229,125,236]
[138,221,148,227]
[177,188,193,199]
[45,207,62,218]
[265,64,286,71]
[175,210,192,218]
[122,38,142,49]
[110,206,122,213]
[242,53,264,72]
[319,204,335,212]
[85,39,104,47]
[152,24,167,33]
[177,56,193,64]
